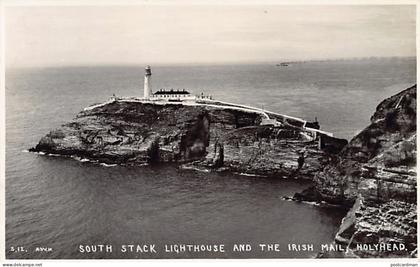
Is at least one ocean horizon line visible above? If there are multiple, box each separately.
[5,56,416,71]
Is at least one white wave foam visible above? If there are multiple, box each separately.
[72,156,91,162]
[100,163,117,167]
[180,165,211,173]
[236,172,265,177]
[282,196,341,208]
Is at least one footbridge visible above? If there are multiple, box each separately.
[197,99,334,138]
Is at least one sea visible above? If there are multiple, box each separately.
[5,57,416,259]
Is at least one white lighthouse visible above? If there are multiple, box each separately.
[144,65,152,99]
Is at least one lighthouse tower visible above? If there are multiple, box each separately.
[144,65,152,99]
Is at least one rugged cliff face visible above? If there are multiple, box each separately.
[32,102,216,164]
[191,125,331,178]
[307,85,417,258]
[313,85,416,205]
[30,101,335,177]
[31,102,262,163]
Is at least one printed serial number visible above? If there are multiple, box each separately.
[9,246,28,253]
[9,246,53,252]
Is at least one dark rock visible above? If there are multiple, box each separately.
[319,134,348,154]
[293,186,322,202]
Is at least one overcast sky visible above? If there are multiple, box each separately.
[5,5,416,68]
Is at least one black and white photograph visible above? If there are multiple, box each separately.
[1,1,418,264]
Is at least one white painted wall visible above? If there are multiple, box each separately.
[144,74,151,99]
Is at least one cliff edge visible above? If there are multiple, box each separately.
[305,85,417,258]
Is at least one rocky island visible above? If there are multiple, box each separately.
[29,98,341,178]
[29,83,417,258]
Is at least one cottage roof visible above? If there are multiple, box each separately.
[154,89,190,95]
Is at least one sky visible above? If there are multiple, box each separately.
[4,5,417,68]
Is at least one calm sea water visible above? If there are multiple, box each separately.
[5,58,416,259]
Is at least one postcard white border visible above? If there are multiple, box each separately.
[0,0,418,266]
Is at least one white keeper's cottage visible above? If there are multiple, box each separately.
[143,65,211,101]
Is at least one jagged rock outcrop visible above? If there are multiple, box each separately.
[313,85,416,205]
[191,125,331,178]
[301,85,417,258]
[333,197,417,258]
